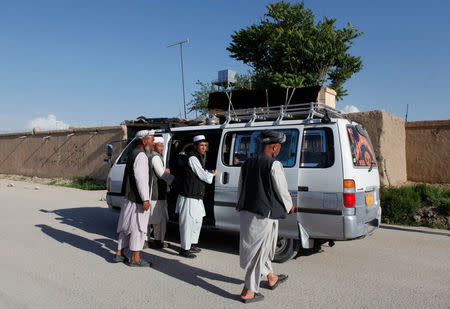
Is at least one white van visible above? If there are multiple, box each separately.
[106,103,381,262]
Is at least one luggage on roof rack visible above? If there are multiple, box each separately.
[214,102,342,125]
[207,87,341,125]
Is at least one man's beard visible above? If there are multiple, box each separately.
[145,145,152,154]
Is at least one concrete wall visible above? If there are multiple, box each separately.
[0,126,126,180]
[345,110,407,186]
[406,120,450,183]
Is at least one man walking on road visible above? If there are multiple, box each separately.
[237,130,295,303]
[115,130,155,267]
[147,136,174,249]
[176,135,216,258]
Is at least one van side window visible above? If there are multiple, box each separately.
[300,128,334,168]
[347,125,377,167]
[222,129,299,167]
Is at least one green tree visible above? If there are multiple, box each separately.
[188,80,218,116]
[226,1,363,99]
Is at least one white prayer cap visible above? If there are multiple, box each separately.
[154,136,164,144]
[193,135,206,143]
[135,129,155,139]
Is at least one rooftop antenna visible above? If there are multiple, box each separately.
[168,38,189,119]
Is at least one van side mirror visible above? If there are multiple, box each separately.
[105,144,113,162]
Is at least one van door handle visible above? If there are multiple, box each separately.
[298,186,309,192]
[222,172,229,184]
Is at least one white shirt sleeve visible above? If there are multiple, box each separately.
[151,156,175,185]
[271,161,293,213]
[134,152,150,202]
[188,156,214,184]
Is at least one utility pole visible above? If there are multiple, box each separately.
[405,104,409,122]
[168,38,189,119]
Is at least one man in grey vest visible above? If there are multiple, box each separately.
[147,136,174,249]
[114,129,154,267]
[237,130,295,303]
[175,135,216,258]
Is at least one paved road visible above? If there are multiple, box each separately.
[0,179,449,309]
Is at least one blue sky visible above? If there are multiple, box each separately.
[1,0,449,132]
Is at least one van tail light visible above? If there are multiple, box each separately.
[343,179,356,208]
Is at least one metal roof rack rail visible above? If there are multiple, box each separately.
[218,102,342,126]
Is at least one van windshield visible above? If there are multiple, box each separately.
[347,125,377,167]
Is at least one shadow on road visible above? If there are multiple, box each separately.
[39,207,241,256]
[35,224,116,263]
[35,223,242,301]
[37,207,244,301]
[40,207,118,239]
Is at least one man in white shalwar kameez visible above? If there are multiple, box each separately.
[147,136,174,249]
[175,135,216,258]
[114,130,154,267]
[236,130,295,303]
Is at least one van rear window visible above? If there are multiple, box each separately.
[222,129,299,167]
[347,125,377,167]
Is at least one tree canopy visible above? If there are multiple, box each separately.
[226,1,363,99]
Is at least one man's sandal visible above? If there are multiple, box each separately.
[268,274,288,290]
[113,254,129,263]
[128,259,152,267]
[240,293,264,304]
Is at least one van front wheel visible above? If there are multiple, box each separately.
[274,237,299,263]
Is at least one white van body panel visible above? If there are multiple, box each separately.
[106,116,381,255]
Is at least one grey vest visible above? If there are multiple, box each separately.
[149,151,165,201]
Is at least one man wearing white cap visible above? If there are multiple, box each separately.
[176,135,216,258]
[147,136,174,249]
[237,130,295,303]
[114,129,154,267]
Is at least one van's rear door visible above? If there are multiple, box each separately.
[297,124,345,240]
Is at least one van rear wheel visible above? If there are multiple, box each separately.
[274,237,299,263]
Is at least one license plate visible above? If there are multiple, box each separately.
[365,193,374,206]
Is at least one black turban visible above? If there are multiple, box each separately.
[258,130,286,144]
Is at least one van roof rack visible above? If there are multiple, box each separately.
[216,102,343,126]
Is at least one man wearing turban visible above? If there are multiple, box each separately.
[114,130,154,267]
[237,130,295,303]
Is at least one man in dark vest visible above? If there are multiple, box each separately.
[115,129,154,267]
[147,136,174,249]
[237,130,295,303]
[175,135,216,258]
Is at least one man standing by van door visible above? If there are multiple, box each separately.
[114,130,155,267]
[237,130,295,303]
[176,135,216,258]
[147,136,174,249]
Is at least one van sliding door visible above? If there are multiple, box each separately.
[214,127,301,239]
